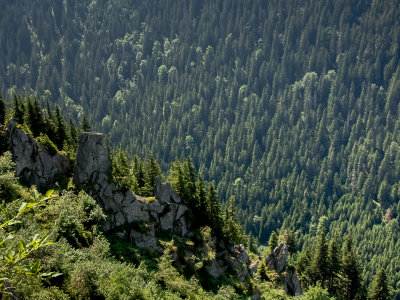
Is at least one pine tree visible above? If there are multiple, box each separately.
[0,93,5,125]
[268,231,278,252]
[182,157,197,204]
[132,155,145,191]
[142,153,162,196]
[327,234,341,295]
[206,183,223,232]
[54,104,67,149]
[338,236,362,300]
[195,174,208,215]
[369,268,390,300]
[80,113,91,132]
[12,95,24,124]
[310,227,329,287]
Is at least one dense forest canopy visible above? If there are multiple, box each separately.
[1,0,400,296]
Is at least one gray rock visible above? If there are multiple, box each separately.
[206,259,224,279]
[160,211,175,231]
[284,269,302,296]
[73,132,110,188]
[266,243,289,273]
[249,259,260,276]
[6,120,70,187]
[125,200,150,223]
[73,132,190,251]
[235,244,250,265]
[155,177,181,203]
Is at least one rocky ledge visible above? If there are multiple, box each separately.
[73,132,190,249]
[6,120,70,187]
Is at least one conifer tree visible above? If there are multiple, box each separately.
[80,113,91,132]
[268,231,278,252]
[206,183,222,232]
[338,236,362,300]
[0,93,5,125]
[54,104,67,149]
[369,268,390,300]
[132,155,145,191]
[142,153,162,196]
[195,174,208,215]
[327,234,341,294]
[12,95,24,124]
[310,227,329,287]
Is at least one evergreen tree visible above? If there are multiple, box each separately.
[310,227,329,287]
[338,236,362,300]
[80,113,91,132]
[12,95,24,124]
[132,154,145,191]
[142,153,162,196]
[0,93,5,125]
[369,268,390,300]
[206,183,223,233]
[268,231,278,252]
[327,234,341,294]
[54,104,67,149]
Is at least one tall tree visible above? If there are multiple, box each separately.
[0,93,5,125]
[369,268,390,300]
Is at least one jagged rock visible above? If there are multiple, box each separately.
[73,132,190,251]
[73,132,111,188]
[249,259,260,276]
[266,243,288,273]
[155,176,181,203]
[234,244,250,265]
[6,120,70,187]
[284,269,302,296]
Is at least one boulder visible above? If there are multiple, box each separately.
[266,243,288,273]
[6,120,70,187]
[284,269,302,296]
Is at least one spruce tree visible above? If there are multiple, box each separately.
[369,268,390,300]
[338,236,362,300]
[12,95,24,124]
[310,227,329,287]
[142,153,162,196]
[327,234,341,295]
[0,93,5,125]
[268,231,278,252]
[80,113,91,132]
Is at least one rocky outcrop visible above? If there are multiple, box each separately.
[73,132,190,250]
[264,243,302,296]
[265,243,289,273]
[284,269,302,296]
[6,120,70,187]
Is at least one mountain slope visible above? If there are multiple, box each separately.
[1,0,400,295]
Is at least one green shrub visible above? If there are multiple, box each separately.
[37,133,59,156]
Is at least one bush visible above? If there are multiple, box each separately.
[36,133,59,156]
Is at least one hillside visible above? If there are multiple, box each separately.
[1,0,400,297]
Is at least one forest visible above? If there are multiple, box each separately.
[0,0,400,298]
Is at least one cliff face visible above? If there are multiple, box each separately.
[3,123,256,286]
[73,132,190,249]
[6,120,70,187]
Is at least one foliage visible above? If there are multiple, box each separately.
[301,283,335,300]
[0,188,58,295]
[1,0,400,296]
[36,133,59,156]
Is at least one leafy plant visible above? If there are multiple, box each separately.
[0,189,60,295]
